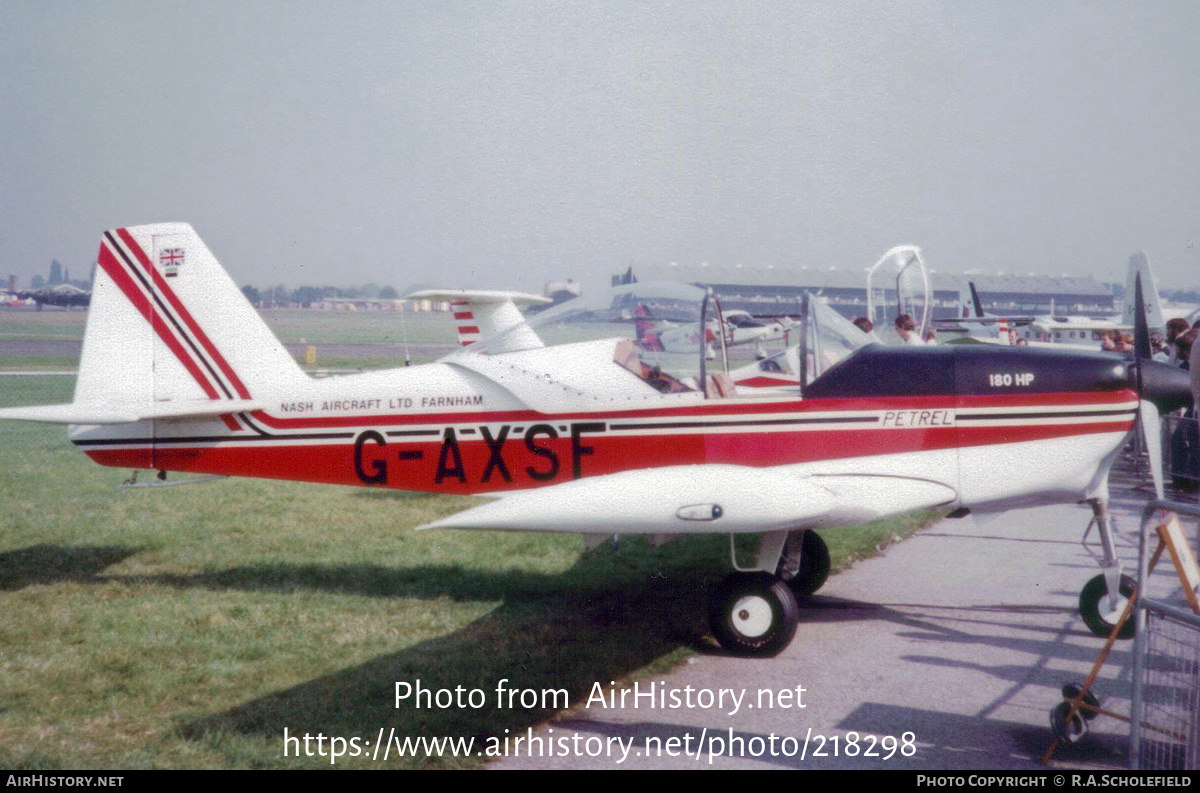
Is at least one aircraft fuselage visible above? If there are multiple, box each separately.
[71,343,1138,514]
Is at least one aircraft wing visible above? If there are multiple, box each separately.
[932,317,1035,326]
[0,399,263,424]
[416,464,958,535]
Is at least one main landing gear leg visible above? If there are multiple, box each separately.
[1078,499,1135,640]
[776,529,831,597]
[709,530,826,657]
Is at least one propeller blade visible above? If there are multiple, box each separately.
[1139,399,1164,499]
[1133,272,1151,364]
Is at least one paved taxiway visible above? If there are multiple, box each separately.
[494,462,1192,769]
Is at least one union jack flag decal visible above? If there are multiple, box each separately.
[159,247,185,277]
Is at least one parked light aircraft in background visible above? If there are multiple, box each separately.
[0,224,1192,656]
[936,253,1197,350]
[938,292,1138,352]
[622,304,795,359]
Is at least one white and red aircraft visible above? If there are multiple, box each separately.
[1,223,1193,656]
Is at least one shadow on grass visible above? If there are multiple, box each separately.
[172,546,728,761]
[109,556,710,603]
[0,544,141,591]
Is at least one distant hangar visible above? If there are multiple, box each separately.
[628,262,1116,320]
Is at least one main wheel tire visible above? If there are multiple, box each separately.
[1079,574,1136,640]
[777,531,832,596]
[708,572,799,657]
[1049,702,1089,743]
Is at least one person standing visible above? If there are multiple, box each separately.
[1167,317,1190,365]
[852,316,881,344]
[1171,330,1198,493]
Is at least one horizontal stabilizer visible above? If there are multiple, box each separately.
[406,289,551,307]
[0,399,262,425]
[407,289,550,351]
[416,465,837,535]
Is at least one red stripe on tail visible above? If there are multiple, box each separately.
[116,228,252,400]
[97,243,220,399]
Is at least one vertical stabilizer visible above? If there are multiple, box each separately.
[77,224,307,410]
[1121,252,1165,332]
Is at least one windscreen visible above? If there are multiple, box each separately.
[803,295,874,384]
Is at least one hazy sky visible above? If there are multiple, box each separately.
[2,1,1199,293]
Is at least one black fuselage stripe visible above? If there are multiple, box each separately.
[240,413,270,436]
[74,432,355,446]
[608,417,879,430]
[957,409,1136,421]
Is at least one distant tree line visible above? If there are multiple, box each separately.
[240,283,400,308]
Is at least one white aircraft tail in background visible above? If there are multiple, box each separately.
[407,289,550,350]
[1120,252,1166,331]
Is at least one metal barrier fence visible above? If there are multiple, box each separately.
[1132,500,1200,769]
[1132,598,1200,769]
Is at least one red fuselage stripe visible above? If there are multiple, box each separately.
[82,416,1133,495]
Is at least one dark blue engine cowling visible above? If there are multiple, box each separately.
[803,344,1132,400]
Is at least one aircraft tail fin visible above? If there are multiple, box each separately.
[969,282,986,318]
[956,282,987,320]
[1122,252,1166,331]
[1,223,306,425]
[80,224,306,406]
[407,289,550,351]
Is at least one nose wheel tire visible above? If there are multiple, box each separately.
[1061,682,1101,721]
[708,572,799,657]
[1078,574,1136,640]
[1049,702,1089,743]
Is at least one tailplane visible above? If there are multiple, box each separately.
[407,289,550,352]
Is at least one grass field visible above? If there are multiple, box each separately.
[0,307,454,372]
[0,306,455,346]
[0,309,88,340]
[0,373,941,769]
